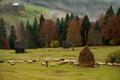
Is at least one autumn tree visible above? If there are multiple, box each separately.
[66,18,81,51]
[39,19,57,47]
[81,15,91,46]
[9,25,16,49]
[101,16,120,45]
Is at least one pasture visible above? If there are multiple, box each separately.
[0,46,120,80]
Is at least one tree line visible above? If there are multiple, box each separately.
[0,5,120,49]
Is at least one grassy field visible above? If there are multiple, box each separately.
[0,46,120,80]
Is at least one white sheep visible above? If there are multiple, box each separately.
[27,60,33,63]
[107,63,113,66]
[41,62,46,66]
[50,63,55,67]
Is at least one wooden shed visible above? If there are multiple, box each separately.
[15,41,26,53]
[62,41,71,48]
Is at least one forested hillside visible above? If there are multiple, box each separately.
[22,0,120,21]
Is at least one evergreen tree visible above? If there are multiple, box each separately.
[24,20,34,48]
[0,18,6,38]
[93,21,102,46]
[39,14,45,25]
[65,13,70,23]
[32,17,39,48]
[0,18,7,48]
[116,7,120,16]
[9,25,16,49]
[81,15,90,45]
[104,5,114,24]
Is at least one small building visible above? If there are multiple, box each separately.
[62,41,71,48]
[12,2,20,7]
[15,40,26,53]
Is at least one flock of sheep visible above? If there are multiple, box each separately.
[6,58,120,67]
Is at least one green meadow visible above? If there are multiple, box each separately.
[0,46,120,80]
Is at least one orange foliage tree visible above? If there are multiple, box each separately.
[38,19,57,47]
[66,18,81,51]
[101,16,120,45]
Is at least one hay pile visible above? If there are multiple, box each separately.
[78,46,95,67]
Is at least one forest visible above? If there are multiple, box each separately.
[0,5,120,49]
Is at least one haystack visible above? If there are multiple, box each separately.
[78,46,95,67]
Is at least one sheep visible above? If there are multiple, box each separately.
[50,63,55,67]
[8,60,16,65]
[27,60,33,63]
[8,60,16,63]
[33,59,39,62]
[44,58,51,62]
[73,62,79,66]
[107,63,113,66]
[16,60,24,63]
[52,58,64,62]
[10,62,16,66]
[41,62,46,66]
[96,62,105,65]
[69,60,77,65]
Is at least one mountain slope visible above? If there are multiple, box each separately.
[0,0,66,26]
[22,0,120,21]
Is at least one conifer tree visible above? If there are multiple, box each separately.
[116,7,120,16]
[81,15,90,46]
[39,14,45,25]
[104,5,114,24]
[0,18,7,49]
[9,25,16,49]
[32,17,39,48]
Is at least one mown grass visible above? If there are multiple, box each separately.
[0,46,120,80]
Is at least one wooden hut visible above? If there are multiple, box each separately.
[62,41,71,48]
[15,40,26,53]
[78,46,95,67]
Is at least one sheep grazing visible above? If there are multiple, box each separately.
[44,58,51,62]
[52,58,64,62]
[96,62,105,65]
[27,60,33,63]
[58,61,68,65]
[69,60,77,65]
[107,63,112,66]
[41,62,46,66]
[73,62,79,66]
[16,60,24,63]
[50,63,55,67]
[8,60,16,65]
[10,62,16,66]
[33,59,39,62]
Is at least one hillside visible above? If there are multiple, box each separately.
[22,0,120,21]
[0,0,66,26]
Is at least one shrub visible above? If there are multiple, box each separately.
[106,50,120,63]
[50,40,60,48]
[18,10,26,17]
[109,38,120,46]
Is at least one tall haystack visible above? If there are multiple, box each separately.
[78,46,95,67]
